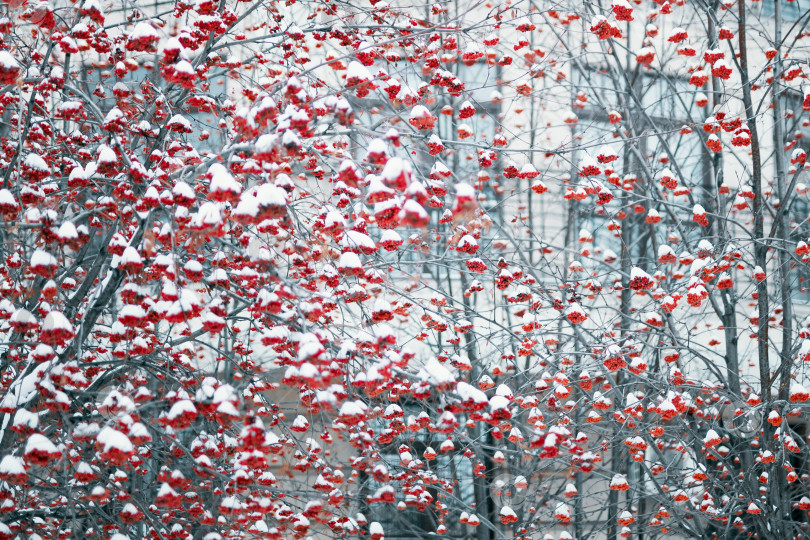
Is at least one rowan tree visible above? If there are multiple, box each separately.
[0,0,809,539]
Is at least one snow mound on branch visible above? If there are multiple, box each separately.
[43,311,73,331]
[0,455,25,475]
[340,230,376,252]
[0,360,55,411]
[167,114,192,131]
[174,60,194,75]
[31,249,57,268]
[338,400,367,417]
[208,163,241,196]
[25,433,58,455]
[456,382,487,404]
[24,153,49,171]
[346,61,372,82]
[12,409,39,431]
[97,426,134,453]
[0,50,19,69]
[57,221,78,240]
[131,21,158,40]
[104,107,124,124]
[167,399,197,420]
[417,358,456,388]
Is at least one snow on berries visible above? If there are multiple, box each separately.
[0,456,27,485]
[690,69,709,87]
[590,16,621,40]
[409,104,436,130]
[611,0,633,20]
[629,267,653,290]
[566,303,588,324]
[635,47,655,66]
[458,100,475,119]
[0,2,801,539]
[610,474,630,491]
[22,153,50,181]
[0,50,20,84]
[24,434,61,466]
[39,311,74,346]
[126,21,160,52]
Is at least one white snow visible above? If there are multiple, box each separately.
[30,252,56,275]
[380,157,412,183]
[409,104,431,119]
[400,199,428,219]
[338,400,367,417]
[173,60,195,75]
[96,426,134,453]
[43,311,73,332]
[0,50,19,69]
[630,267,651,281]
[172,180,195,200]
[191,202,222,228]
[380,229,401,244]
[0,188,17,207]
[25,433,58,455]
[454,182,475,199]
[57,221,78,240]
[167,114,192,131]
[104,107,124,124]
[337,251,362,270]
[167,399,197,420]
[96,144,118,163]
[417,358,455,387]
[24,153,49,172]
[341,230,376,252]
[456,382,487,404]
[0,455,25,475]
[208,163,241,196]
[131,21,158,40]
[120,246,142,267]
[119,304,146,321]
[255,183,288,207]
[12,409,39,431]
[346,61,372,82]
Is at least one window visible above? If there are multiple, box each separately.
[790,197,810,301]
[78,63,230,154]
[574,67,706,271]
[782,92,810,301]
[365,454,476,539]
[786,422,810,527]
[762,0,810,20]
[363,402,478,539]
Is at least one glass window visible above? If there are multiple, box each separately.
[364,403,477,539]
[365,454,475,539]
[783,94,810,301]
[762,0,810,19]
[78,64,229,154]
